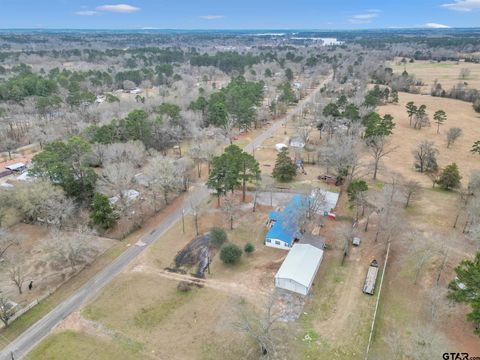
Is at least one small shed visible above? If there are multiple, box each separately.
[5,163,26,172]
[289,137,305,149]
[275,244,324,295]
[275,143,288,152]
[299,233,325,250]
[109,189,140,205]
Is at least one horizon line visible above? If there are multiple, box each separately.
[0,27,479,32]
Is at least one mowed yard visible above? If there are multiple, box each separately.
[26,199,285,360]
[24,88,480,359]
[389,59,480,94]
[26,187,383,360]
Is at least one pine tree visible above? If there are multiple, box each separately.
[438,163,462,190]
[406,101,417,127]
[391,89,399,103]
[90,193,117,230]
[433,110,447,134]
[472,140,480,155]
[448,252,480,336]
[272,148,296,182]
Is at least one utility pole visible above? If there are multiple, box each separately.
[181,209,185,234]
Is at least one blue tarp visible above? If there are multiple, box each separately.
[266,195,305,245]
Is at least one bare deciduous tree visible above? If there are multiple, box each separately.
[336,222,356,265]
[144,155,183,206]
[0,229,20,259]
[3,179,72,225]
[44,229,94,272]
[413,140,438,173]
[446,127,462,148]
[98,161,136,211]
[366,136,397,180]
[374,178,404,245]
[222,193,240,230]
[233,292,288,359]
[383,329,404,360]
[297,188,328,228]
[5,255,27,294]
[403,180,422,208]
[459,67,471,80]
[318,135,363,181]
[100,140,146,167]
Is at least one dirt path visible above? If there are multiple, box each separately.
[130,264,269,303]
[315,247,367,341]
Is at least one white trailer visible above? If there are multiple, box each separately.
[363,260,379,295]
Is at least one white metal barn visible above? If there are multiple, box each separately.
[274,244,324,295]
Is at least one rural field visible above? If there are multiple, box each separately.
[389,58,480,94]
[2,21,480,360]
[26,88,480,359]
[377,91,480,185]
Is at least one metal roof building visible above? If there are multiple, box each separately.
[274,244,324,295]
[5,163,26,172]
[265,195,304,250]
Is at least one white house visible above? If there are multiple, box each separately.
[289,137,305,149]
[275,143,288,152]
[265,195,303,250]
[109,189,140,205]
[130,88,143,94]
[274,244,324,295]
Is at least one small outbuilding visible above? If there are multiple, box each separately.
[275,143,288,152]
[5,163,26,172]
[289,137,306,149]
[274,244,324,295]
[310,189,339,215]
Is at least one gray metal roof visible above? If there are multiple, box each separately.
[274,244,323,288]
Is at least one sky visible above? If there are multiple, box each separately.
[0,0,480,29]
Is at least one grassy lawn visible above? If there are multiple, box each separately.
[77,207,275,359]
[25,330,140,360]
[295,252,374,360]
[0,242,127,347]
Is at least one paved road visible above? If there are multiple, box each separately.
[0,75,329,360]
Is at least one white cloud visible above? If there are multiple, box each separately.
[349,10,380,24]
[75,10,99,16]
[199,15,225,20]
[423,22,451,28]
[96,4,140,13]
[441,0,480,11]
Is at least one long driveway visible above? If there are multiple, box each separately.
[0,75,329,360]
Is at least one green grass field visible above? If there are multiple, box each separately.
[25,331,140,360]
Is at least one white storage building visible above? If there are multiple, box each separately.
[274,244,324,295]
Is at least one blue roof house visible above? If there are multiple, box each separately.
[265,195,305,250]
